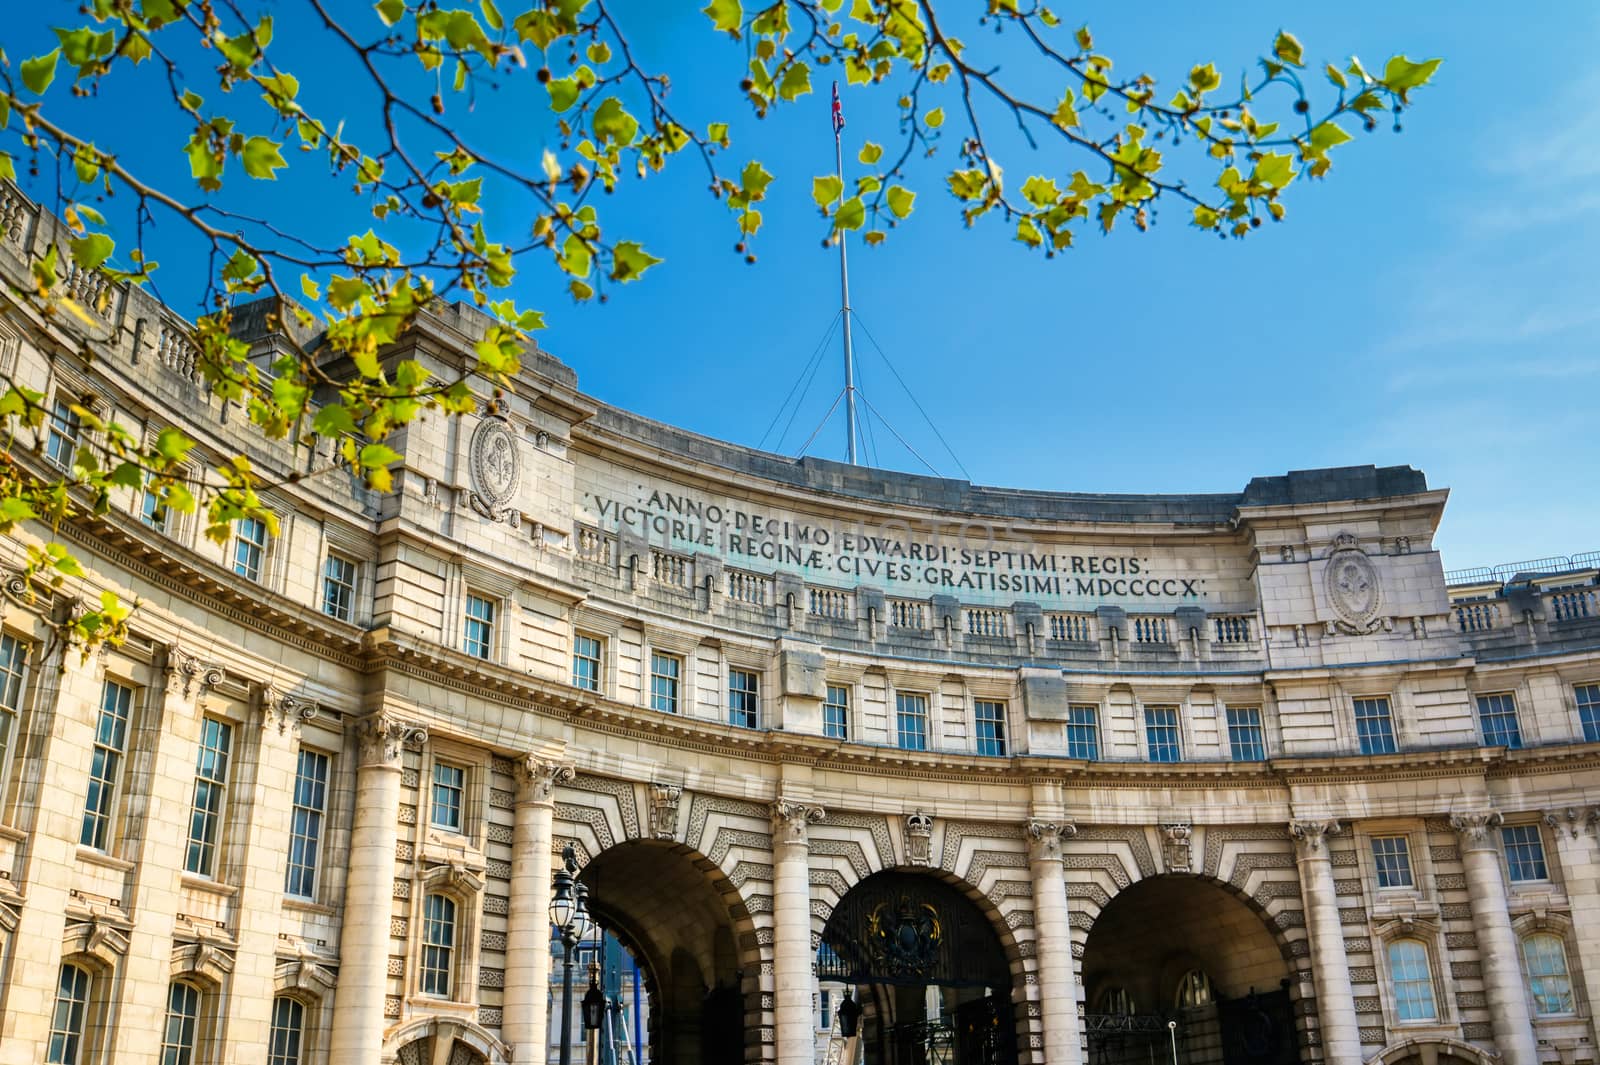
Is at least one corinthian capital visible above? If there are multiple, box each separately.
[1025,819,1078,862]
[355,713,428,768]
[771,800,825,847]
[1288,818,1342,857]
[514,757,575,804]
[1450,810,1504,849]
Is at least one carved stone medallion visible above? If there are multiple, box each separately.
[1324,532,1382,635]
[468,416,521,522]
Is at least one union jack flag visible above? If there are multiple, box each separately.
[831,81,845,134]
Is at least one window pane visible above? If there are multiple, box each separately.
[268,997,305,1065]
[1353,697,1397,755]
[896,693,928,751]
[1371,836,1414,889]
[0,634,27,798]
[285,749,329,898]
[45,400,81,470]
[233,517,267,582]
[1502,824,1548,882]
[160,982,201,1065]
[421,894,456,996]
[184,717,232,876]
[1578,684,1600,743]
[650,653,680,714]
[729,669,759,729]
[1226,706,1266,761]
[322,554,357,622]
[47,964,91,1065]
[975,700,1006,756]
[81,680,133,850]
[1145,707,1181,763]
[1476,693,1522,749]
[823,685,849,740]
[1388,940,1437,1021]
[572,634,602,692]
[1066,706,1099,760]
[1523,934,1574,1015]
[463,594,495,659]
[431,762,465,831]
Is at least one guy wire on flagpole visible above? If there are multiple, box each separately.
[832,81,859,466]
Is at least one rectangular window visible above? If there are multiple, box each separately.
[1226,706,1267,761]
[47,964,91,1065]
[0,633,28,803]
[823,685,849,740]
[45,398,82,470]
[161,982,200,1065]
[896,693,929,751]
[233,516,268,582]
[820,989,831,1031]
[572,633,602,692]
[1475,692,1522,748]
[431,762,466,832]
[184,717,233,877]
[463,592,495,659]
[80,679,134,850]
[141,481,169,533]
[1066,705,1100,760]
[1371,836,1415,889]
[1388,941,1438,1022]
[650,652,681,714]
[1353,696,1398,755]
[285,749,329,899]
[975,700,1007,756]
[321,552,357,622]
[1144,706,1181,763]
[728,668,759,729]
[268,997,305,1065]
[421,894,456,996]
[1578,684,1600,743]
[1503,824,1549,882]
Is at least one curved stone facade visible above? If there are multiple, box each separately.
[0,182,1598,1065]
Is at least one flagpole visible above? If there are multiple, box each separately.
[832,82,859,466]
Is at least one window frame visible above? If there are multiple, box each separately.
[1474,691,1523,749]
[429,760,467,833]
[1576,682,1600,743]
[1225,705,1267,761]
[183,715,234,878]
[1386,938,1441,1024]
[1352,694,1398,756]
[571,631,604,693]
[895,690,930,752]
[462,590,497,660]
[80,678,136,852]
[320,551,359,623]
[1065,704,1100,760]
[1502,823,1550,884]
[823,683,850,740]
[268,995,307,1065]
[285,747,330,901]
[1370,835,1416,890]
[419,892,458,998]
[160,980,204,1065]
[649,651,682,714]
[232,515,269,583]
[1520,931,1576,1017]
[44,396,83,471]
[0,632,31,817]
[728,667,760,730]
[974,699,1007,757]
[1143,705,1182,763]
[46,962,93,1065]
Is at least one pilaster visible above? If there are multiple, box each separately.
[503,755,573,1063]
[1453,810,1539,1065]
[771,798,824,1065]
[1027,817,1084,1065]
[1289,818,1361,1065]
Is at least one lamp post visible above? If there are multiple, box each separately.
[549,843,593,1065]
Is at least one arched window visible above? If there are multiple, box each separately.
[46,964,92,1065]
[421,894,457,997]
[161,981,202,1065]
[269,996,306,1065]
[1176,969,1213,1009]
[1099,987,1136,1015]
[1387,940,1437,1022]
[1522,934,1575,1016]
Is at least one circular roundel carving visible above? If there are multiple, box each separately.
[1325,534,1382,633]
[469,416,521,516]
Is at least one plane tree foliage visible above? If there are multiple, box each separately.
[0,0,1438,652]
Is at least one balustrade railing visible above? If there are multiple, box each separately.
[964,607,1008,638]
[1047,612,1094,642]
[650,550,692,588]
[1131,616,1170,644]
[1550,587,1599,623]
[575,526,615,566]
[807,587,851,620]
[1213,615,1252,644]
[726,569,772,606]
[888,598,926,630]
[1453,600,1498,633]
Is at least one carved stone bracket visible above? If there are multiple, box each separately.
[771,800,825,847]
[260,683,319,736]
[1542,807,1600,841]
[1161,821,1193,873]
[421,859,486,896]
[650,784,684,841]
[1451,810,1505,850]
[905,810,934,866]
[168,648,224,702]
[1025,818,1078,862]
[172,940,235,984]
[514,758,575,804]
[1288,818,1342,857]
[356,713,428,769]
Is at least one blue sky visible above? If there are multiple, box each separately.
[6,2,1597,569]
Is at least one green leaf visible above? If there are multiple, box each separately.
[548,76,580,113]
[480,0,504,31]
[707,121,730,146]
[1252,152,1296,189]
[558,233,592,277]
[834,197,865,230]
[886,185,915,219]
[1382,55,1441,93]
[858,142,882,165]
[778,61,811,101]
[739,160,773,199]
[68,233,114,271]
[703,0,742,36]
[1016,218,1043,248]
[1273,30,1304,67]
[1325,63,1347,89]
[1309,122,1352,153]
[610,241,662,282]
[0,498,37,525]
[812,174,843,208]
[1189,63,1221,94]
[1020,176,1059,208]
[924,107,944,129]
[1192,204,1220,229]
[242,136,286,179]
[592,97,638,144]
[21,50,61,94]
[154,426,195,464]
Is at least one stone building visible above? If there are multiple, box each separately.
[0,179,1598,1065]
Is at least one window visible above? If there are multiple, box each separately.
[1522,934,1575,1016]
[650,652,681,714]
[1226,706,1266,761]
[1371,836,1415,889]
[728,668,759,729]
[896,692,929,751]
[184,717,233,876]
[1099,987,1136,1015]
[823,684,849,740]
[80,679,134,850]
[1476,693,1522,748]
[463,593,495,659]
[1578,684,1600,742]
[268,997,305,1065]
[572,633,602,692]
[1387,940,1437,1021]
[431,762,466,831]
[1066,705,1100,760]
[46,964,91,1065]
[232,516,268,582]
[0,633,28,801]
[421,894,456,996]
[1502,824,1549,882]
[1175,969,1213,1009]
[161,981,201,1065]
[141,480,170,533]
[1144,706,1181,763]
[1353,696,1398,755]
[45,398,82,470]
[285,749,329,899]
[819,989,832,1030]
[321,553,357,622]
[974,700,1007,756]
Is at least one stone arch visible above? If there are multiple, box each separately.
[383,1015,508,1065]
[1367,1036,1500,1065]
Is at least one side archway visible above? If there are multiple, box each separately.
[1368,1037,1500,1065]
[384,1015,508,1065]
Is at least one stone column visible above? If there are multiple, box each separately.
[1453,811,1538,1065]
[503,756,573,1063]
[1027,818,1084,1065]
[771,799,824,1065]
[1544,808,1600,1019]
[328,713,426,1062]
[1289,819,1361,1065]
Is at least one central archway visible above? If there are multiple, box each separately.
[819,869,1019,1065]
[1081,875,1299,1065]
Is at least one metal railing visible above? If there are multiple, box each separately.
[1446,550,1600,587]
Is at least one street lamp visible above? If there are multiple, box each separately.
[549,844,593,1065]
[582,957,606,1032]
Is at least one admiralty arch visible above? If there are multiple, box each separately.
[1,180,1600,1065]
